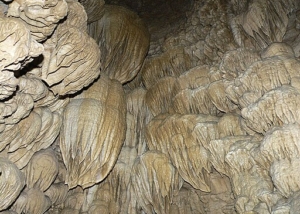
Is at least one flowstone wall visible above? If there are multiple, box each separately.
[0,0,300,213]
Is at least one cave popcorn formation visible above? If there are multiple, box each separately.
[0,0,300,213]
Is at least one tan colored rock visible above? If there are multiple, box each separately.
[170,183,206,214]
[24,149,59,191]
[7,0,68,42]
[216,113,247,138]
[63,1,87,32]
[0,17,43,72]
[260,124,300,163]
[29,108,62,152]
[131,151,183,214]
[207,80,237,112]
[45,182,69,207]
[0,211,18,214]
[79,0,105,24]
[287,191,300,213]
[62,187,84,212]
[176,65,211,90]
[107,146,137,213]
[80,182,119,214]
[226,43,300,110]
[172,86,218,115]
[208,66,223,82]
[209,136,253,176]
[229,0,297,48]
[192,121,219,150]
[89,5,150,83]
[0,158,25,211]
[82,146,138,213]
[11,188,52,214]
[1,0,300,212]
[0,1,8,17]
[41,24,101,95]
[61,208,80,214]
[60,75,126,188]
[34,89,70,112]
[204,21,237,62]
[3,92,33,125]
[125,88,152,155]
[3,107,61,169]
[198,172,236,213]
[241,86,300,134]
[225,140,275,213]
[145,76,177,116]
[226,58,291,109]
[146,113,219,191]
[220,48,261,80]
[142,47,192,89]
[271,158,300,198]
[261,42,295,59]
[170,65,219,115]
[0,71,19,100]
[18,76,48,102]
[1,110,41,155]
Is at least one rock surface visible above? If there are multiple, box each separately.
[0,0,300,213]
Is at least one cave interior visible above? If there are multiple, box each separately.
[1,0,300,213]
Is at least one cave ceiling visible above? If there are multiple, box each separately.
[1,0,300,213]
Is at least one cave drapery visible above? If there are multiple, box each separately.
[1,0,300,213]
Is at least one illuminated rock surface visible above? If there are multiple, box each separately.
[0,0,300,213]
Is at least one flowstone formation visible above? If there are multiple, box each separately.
[1,0,300,213]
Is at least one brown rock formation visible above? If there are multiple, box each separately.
[0,0,300,213]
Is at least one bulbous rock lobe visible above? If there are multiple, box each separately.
[0,158,25,211]
[7,0,68,42]
[131,151,183,214]
[60,75,126,189]
[89,5,150,84]
[41,25,101,96]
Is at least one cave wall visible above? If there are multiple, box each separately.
[1,0,300,213]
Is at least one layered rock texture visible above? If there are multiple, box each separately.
[1,0,300,213]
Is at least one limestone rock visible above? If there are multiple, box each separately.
[7,0,68,42]
[45,182,69,207]
[89,5,150,83]
[142,47,192,89]
[125,88,152,155]
[131,151,183,214]
[241,86,300,134]
[24,149,59,191]
[79,0,105,24]
[0,17,43,72]
[145,76,177,116]
[3,107,62,169]
[41,25,101,95]
[271,158,300,198]
[146,113,219,191]
[0,158,25,211]
[60,75,126,188]
[63,1,88,32]
[1,0,300,213]
[229,0,298,48]
[11,188,52,214]
[0,71,19,101]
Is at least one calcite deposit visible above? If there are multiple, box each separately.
[0,0,300,213]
